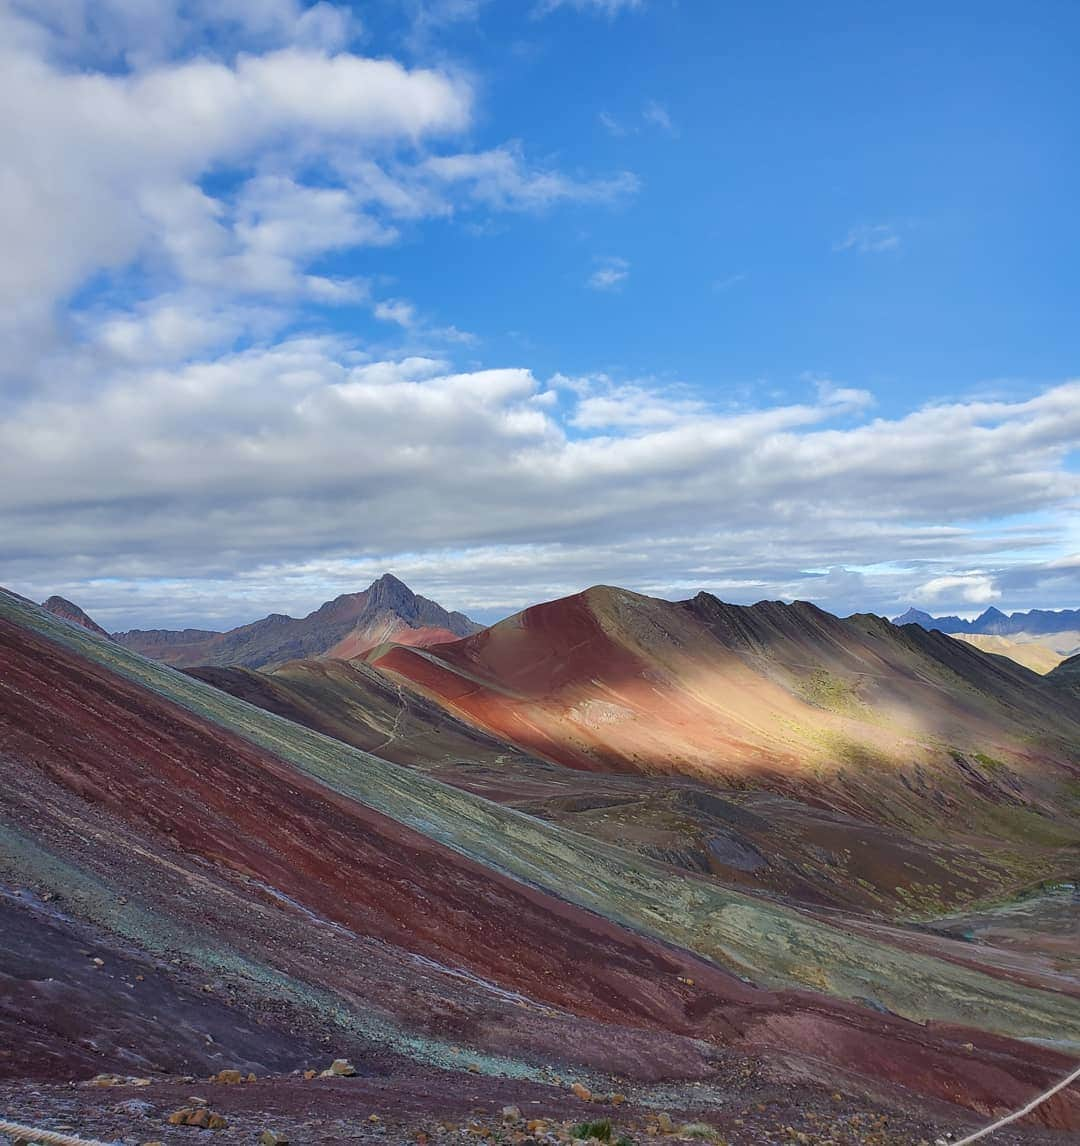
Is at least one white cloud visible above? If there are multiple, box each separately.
[5,0,359,67]
[3,322,1080,625]
[834,223,901,254]
[643,100,675,134]
[422,145,639,210]
[587,256,630,290]
[913,573,1001,606]
[0,3,637,388]
[374,299,419,327]
[566,376,705,429]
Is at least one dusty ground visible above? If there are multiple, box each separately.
[1,1065,1070,1146]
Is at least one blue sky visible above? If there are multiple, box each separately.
[0,0,1078,629]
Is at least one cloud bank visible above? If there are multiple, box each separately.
[1,0,1078,629]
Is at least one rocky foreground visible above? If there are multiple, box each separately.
[0,1060,1063,1146]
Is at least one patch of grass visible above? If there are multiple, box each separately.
[973,752,1009,775]
[572,1119,614,1142]
[679,1124,722,1140]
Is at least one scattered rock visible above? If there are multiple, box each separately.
[92,957,104,967]
[501,1106,522,1122]
[167,1106,228,1129]
[570,1082,592,1102]
[214,1068,244,1084]
[112,1099,156,1118]
[320,1058,357,1077]
[656,1112,675,1133]
[88,1073,125,1087]
[247,1072,257,1082]
[303,1070,317,1080]
[260,1131,289,1145]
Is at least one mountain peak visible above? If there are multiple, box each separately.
[41,595,111,639]
[116,575,481,669]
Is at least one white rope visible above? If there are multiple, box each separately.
[936,1061,1080,1146]
[0,1117,117,1146]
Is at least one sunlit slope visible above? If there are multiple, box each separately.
[368,588,1080,851]
[189,654,1067,919]
[950,632,1067,674]
[2,587,1078,1047]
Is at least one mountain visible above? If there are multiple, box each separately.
[3,586,1080,1135]
[894,604,1080,669]
[113,574,481,669]
[40,594,111,639]
[1049,652,1080,698]
[892,606,968,630]
[367,587,1080,862]
[895,603,1080,638]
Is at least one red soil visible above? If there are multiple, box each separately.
[2,612,1079,1131]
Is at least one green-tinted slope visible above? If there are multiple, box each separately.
[2,587,1078,1046]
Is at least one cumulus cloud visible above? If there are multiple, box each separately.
[0,2,634,385]
[912,573,1001,606]
[3,328,1080,625]
[3,2,1078,630]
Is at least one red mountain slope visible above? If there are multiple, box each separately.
[3,589,1080,1135]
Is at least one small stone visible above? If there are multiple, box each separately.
[260,1132,289,1146]
[609,1094,626,1107]
[92,957,105,967]
[369,1114,381,1123]
[247,1072,257,1082]
[187,1096,208,1106]
[329,1058,357,1076]
[527,1121,550,1134]
[112,1099,155,1118]
[656,1113,675,1134]
[570,1083,591,1102]
[502,1106,522,1122]
[88,1073,124,1087]
[303,1070,317,1080]
[214,1069,243,1084]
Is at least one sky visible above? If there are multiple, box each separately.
[1,0,1079,630]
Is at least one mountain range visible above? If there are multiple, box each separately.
[106,573,481,669]
[6,578,1080,1137]
[895,603,1080,669]
[893,604,1080,634]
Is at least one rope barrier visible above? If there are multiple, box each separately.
[3,1062,1078,1146]
[0,1118,117,1146]
[936,1061,1080,1146]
